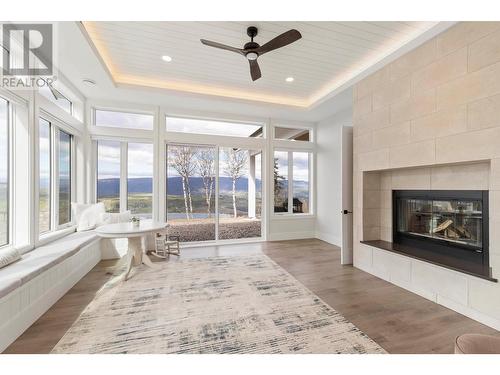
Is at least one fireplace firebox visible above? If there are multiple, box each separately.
[393,190,490,278]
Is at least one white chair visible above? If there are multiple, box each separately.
[153,230,180,258]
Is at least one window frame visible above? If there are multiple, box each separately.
[95,138,155,218]
[0,96,10,249]
[94,108,155,131]
[57,129,73,226]
[165,115,265,140]
[37,114,76,241]
[272,149,313,217]
[127,141,154,219]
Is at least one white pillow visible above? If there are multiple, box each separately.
[99,211,132,226]
[0,248,21,269]
[72,202,93,224]
[73,202,105,231]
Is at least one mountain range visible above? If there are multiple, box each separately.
[97,177,307,196]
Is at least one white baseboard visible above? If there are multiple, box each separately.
[314,231,341,247]
[355,244,500,332]
[0,240,101,352]
[268,231,315,241]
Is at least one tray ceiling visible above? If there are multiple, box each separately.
[82,21,438,107]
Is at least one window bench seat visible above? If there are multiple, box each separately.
[0,231,102,352]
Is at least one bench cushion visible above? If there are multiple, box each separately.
[0,231,99,299]
[455,334,500,354]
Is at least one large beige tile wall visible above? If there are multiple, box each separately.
[353,22,500,330]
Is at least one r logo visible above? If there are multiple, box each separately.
[2,23,53,76]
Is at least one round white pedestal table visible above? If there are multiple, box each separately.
[96,220,168,280]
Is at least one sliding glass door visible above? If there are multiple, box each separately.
[218,148,261,240]
[166,143,262,243]
[166,144,216,242]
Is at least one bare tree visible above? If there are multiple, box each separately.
[197,150,215,217]
[223,149,247,218]
[169,145,196,219]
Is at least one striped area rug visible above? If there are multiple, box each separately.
[51,254,386,354]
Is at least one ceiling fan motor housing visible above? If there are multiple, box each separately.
[247,26,258,39]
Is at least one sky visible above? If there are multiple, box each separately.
[39,118,51,185]
[97,141,154,179]
[96,110,154,130]
[274,151,309,182]
[97,140,121,179]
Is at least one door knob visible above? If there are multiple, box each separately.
[342,209,352,214]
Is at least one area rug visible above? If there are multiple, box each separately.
[51,254,386,354]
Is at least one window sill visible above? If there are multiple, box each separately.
[37,226,77,247]
[271,214,315,220]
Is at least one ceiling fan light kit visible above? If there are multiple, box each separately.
[200,26,302,81]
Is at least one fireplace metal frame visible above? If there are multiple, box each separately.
[392,190,490,277]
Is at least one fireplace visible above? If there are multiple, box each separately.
[393,190,490,278]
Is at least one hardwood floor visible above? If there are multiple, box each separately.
[4,239,498,354]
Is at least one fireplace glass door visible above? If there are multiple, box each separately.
[396,197,483,251]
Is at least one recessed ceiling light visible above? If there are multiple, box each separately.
[82,79,96,86]
[162,55,172,62]
[286,77,294,82]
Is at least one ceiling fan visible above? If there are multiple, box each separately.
[200,26,302,81]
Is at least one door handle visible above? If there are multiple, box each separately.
[342,210,353,214]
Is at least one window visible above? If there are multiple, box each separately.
[274,126,310,141]
[39,118,74,235]
[58,131,72,225]
[127,143,153,218]
[97,141,154,216]
[95,110,154,130]
[97,140,121,213]
[166,144,216,242]
[166,117,263,138]
[166,143,263,243]
[39,119,51,233]
[274,151,311,214]
[218,147,262,240]
[0,98,8,246]
[293,152,310,214]
[39,82,73,114]
[273,151,288,213]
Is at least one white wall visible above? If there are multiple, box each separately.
[315,105,352,247]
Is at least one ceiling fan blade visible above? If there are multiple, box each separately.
[200,39,244,55]
[256,29,302,55]
[249,59,261,81]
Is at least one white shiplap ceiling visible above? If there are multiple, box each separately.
[82,21,438,107]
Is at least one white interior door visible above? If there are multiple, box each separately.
[340,126,353,265]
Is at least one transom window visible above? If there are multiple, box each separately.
[166,116,263,138]
[95,109,154,130]
[38,82,73,115]
[274,126,310,142]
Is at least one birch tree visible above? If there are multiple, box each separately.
[169,146,196,219]
[223,148,247,218]
[197,150,215,217]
